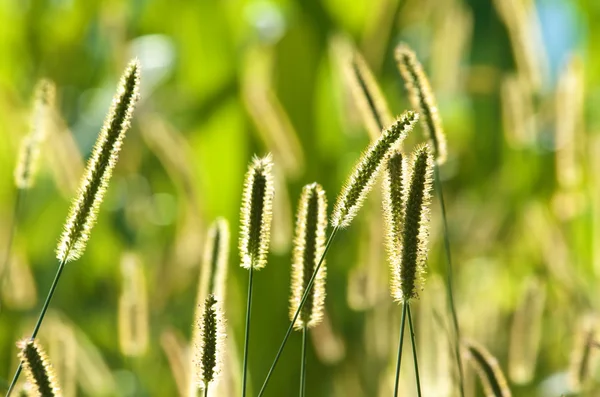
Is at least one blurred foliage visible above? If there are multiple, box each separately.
[1,0,600,396]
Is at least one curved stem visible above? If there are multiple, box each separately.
[257,226,339,397]
[0,188,24,293]
[407,304,421,397]
[393,303,408,397]
[299,326,308,397]
[433,165,464,397]
[241,266,254,397]
[5,257,68,397]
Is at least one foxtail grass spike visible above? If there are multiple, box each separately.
[463,339,512,397]
[14,79,56,189]
[202,218,230,301]
[18,339,62,397]
[568,315,598,392]
[331,111,418,228]
[195,294,226,392]
[290,183,328,330]
[56,60,141,263]
[346,50,393,139]
[395,44,447,164]
[390,145,434,303]
[118,253,149,357]
[239,154,274,270]
[382,150,405,271]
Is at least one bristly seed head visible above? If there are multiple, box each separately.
[18,339,62,397]
[382,149,405,272]
[56,60,141,264]
[390,144,433,303]
[202,218,230,302]
[331,110,418,229]
[195,294,226,390]
[14,79,56,189]
[239,154,274,270]
[290,183,328,330]
[395,43,447,164]
[463,339,512,397]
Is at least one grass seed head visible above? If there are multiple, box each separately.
[463,339,512,397]
[56,60,141,263]
[391,144,433,303]
[239,154,274,270]
[382,150,405,271]
[202,217,230,301]
[195,294,226,390]
[331,110,418,228]
[15,79,56,189]
[290,183,328,330]
[18,339,62,397]
[395,44,447,164]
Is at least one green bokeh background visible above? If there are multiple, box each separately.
[1,0,600,396]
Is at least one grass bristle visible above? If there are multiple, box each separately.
[195,294,226,391]
[18,339,62,397]
[290,183,328,330]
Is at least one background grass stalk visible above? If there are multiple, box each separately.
[407,304,422,397]
[5,256,68,397]
[433,164,465,397]
[257,226,339,397]
[393,303,408,397]
[299,326,307,397]
[241,266,254,397]
[0,188,24,291]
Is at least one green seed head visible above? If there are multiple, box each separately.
[56,60,141,263]
[395,44,447,164]
[290,183,328,330]
[463,339,512,397]
[195,294,226,390]
[14,79,56,189]
[391,144,433,303]
[382,150,405,270]
[18,339,62,397]
[239,154,274,270]
[332,110,418,229]
[202,217,230,301]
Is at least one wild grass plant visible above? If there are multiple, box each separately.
[2,2,600,396]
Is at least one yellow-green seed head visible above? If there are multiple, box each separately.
[201,217,230,302]
[382,150,405,268]
[569,315,598,392]
[331,111,418,228]
[18,339,62,397]
[463,339,512,397]
[395,44,447,164]
[14,79,56,189]
[290,183,328,330]
[118,253,149,357]
[239,154,274,270]
[391,144,433,303]
[195,294,226,390]
[56,60,141,263]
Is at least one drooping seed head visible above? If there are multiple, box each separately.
[391,144,433,303]
[331,111,418,228]
[18,339,62,397]
[395,44,447,164]
[345,50,393,139]
[239,154,274,270]
[15,79,56,189]
[194,294,226,390]
[462,339,512,397]
[118,252,149,357]
[56,60,141,263]
[290,183,328,330]
[382,149,406,268]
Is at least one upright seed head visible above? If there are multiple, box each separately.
[382,150,405,268]
[18,339,62,397]
[569,314,598,392]
[56,60,141,263]
[462,339,512,397]
[239,154,274,270]
[290,183,328,330]
[118,253,149,357]
[200,218,230,302]
[15,79,56,189]
[194,294,226,390]
[391,144,433,303]
[395,44,447,164]
[331,111,418,228]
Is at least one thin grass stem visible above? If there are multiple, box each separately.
[257,226,339,397]
[204,386,209,397]
[407,304,422,397]
[433,165,464,397]
[299,326,307,397]
[393,303,408,397]
[0,188,24,291]
[241,266,254,397]
[5,256,68,397]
